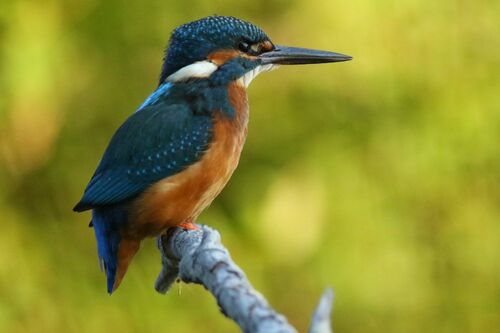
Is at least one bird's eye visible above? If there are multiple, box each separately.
[250,44,261,55]
[238,41,250,53]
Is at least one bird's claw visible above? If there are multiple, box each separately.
[178,221,199,231]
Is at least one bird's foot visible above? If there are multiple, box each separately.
[178,220,199,231]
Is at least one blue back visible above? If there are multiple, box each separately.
[74,83,213,211]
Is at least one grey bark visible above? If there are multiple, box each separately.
[156,224,334,333]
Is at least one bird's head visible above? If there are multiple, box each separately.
[159,16,351,87]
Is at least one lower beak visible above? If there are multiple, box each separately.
[259,45,352,65]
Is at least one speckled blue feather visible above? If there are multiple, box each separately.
[73,83,215,211]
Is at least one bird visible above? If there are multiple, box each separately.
[74,15,351,294]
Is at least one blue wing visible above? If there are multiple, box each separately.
[73,87,213,211]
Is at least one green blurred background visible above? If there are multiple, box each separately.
[0,0,499,332]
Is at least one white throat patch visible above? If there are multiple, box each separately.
[166,61,218,82]
[236,64,277,88]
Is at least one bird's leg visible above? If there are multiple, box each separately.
[178,218,199,231]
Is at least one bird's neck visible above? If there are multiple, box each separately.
[157,56,260,118]
[166,80,248,119]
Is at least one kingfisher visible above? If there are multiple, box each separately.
[74,15,351,294]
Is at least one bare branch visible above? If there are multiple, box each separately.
[309,289,334,333]
[156,224,333,333]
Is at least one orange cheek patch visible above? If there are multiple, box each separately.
[207,50,241,66]
[260,40,274,52]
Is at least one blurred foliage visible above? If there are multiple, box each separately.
[0,0,499,332]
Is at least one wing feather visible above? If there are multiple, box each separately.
[74,100,212,211]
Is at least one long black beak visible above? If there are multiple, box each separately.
[259,45,352,65]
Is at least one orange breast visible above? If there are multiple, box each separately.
[128,82,248,238]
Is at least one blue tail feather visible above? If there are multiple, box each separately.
[91,205,127,294]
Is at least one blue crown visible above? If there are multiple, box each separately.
[159,16,269,83]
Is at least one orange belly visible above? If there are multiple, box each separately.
[128,82,248,237]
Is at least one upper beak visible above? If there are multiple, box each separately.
[259,45,352,65]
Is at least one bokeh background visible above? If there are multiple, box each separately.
[0,0,499,332]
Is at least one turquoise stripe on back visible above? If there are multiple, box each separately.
[136,82,172,111]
